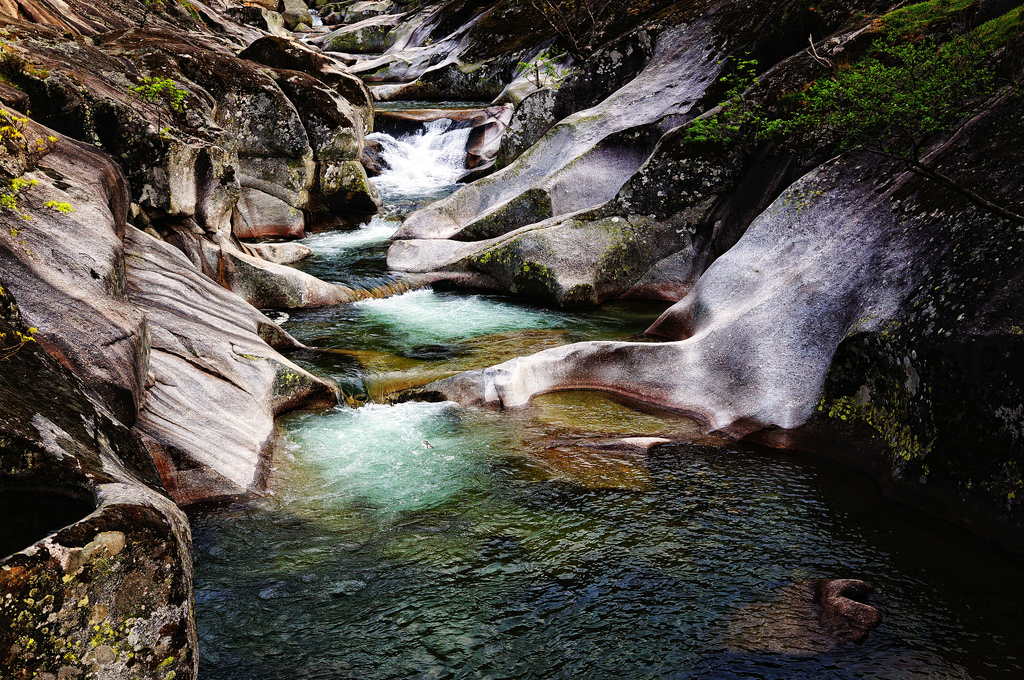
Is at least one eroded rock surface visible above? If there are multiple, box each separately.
[0,107,338,502]
[1,283,197,680]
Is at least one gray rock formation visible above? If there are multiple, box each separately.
[126,226,337,504]
[0,109,338,501]
[322,13,406,53]
[407,152,935,433]
[1,18,380,305]
[1,282,197,680]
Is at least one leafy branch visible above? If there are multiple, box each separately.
[517,50,564,88]
[683,57,759,145]
[764,33,1023,222]
[131,76,189,138]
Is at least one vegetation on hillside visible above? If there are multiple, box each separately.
[685,1,1024,221]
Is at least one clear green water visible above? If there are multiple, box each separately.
[191,127,1024,680]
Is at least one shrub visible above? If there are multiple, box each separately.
[131,76,189,137]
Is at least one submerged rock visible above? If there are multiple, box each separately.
[722,579,881,656]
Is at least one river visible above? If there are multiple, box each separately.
[190,117,1024,680]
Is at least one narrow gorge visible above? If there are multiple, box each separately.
[2,0,1024,678]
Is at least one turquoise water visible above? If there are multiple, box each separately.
[191,123,1024,680]
[192,412,1024,679]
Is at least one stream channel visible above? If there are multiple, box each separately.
[191,116,1024,680]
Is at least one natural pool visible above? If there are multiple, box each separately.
[191,118,1024,680]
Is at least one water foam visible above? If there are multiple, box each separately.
[353,288,560,345]
[368,119,471,197]
[301,216,397,256]
[284,401,479,514]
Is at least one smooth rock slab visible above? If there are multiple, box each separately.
[126,227,336,504]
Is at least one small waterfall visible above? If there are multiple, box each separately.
[367,119,472,198]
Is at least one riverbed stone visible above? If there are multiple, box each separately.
[281,0,313,29]
[722,579,881,656]
[323,14,405,53]
[248,241,315,264]
[340,0,393,21]
[233,187,307,240]
[319,159,384,214]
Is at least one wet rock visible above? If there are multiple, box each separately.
[343,0,397,23]
[362,137,389,176]
[125,226,337,503]
[226,6,291,37]
[815,579,882,643]
[3,25,377,300]
[393,16,723,242]
[465,214,692,306]
[247,241,315,264]
[164,223,363,309]
[281,0,313,30]
[405,148,964,433]
[464,105,513,169]
[233,187,307,240]
[318,159,383,215]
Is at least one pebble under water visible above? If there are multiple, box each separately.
[191,118,1024,680]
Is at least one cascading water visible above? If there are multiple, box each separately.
[191,116,1024,680]
[368,119,473,199]
[296,117,469,286]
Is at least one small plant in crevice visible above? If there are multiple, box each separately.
[0,284,37,361]
[0,109,62,220]
[683,56,759,146]
[517,49,564,88]
[0,49,50,86]
[130,76,189,138]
